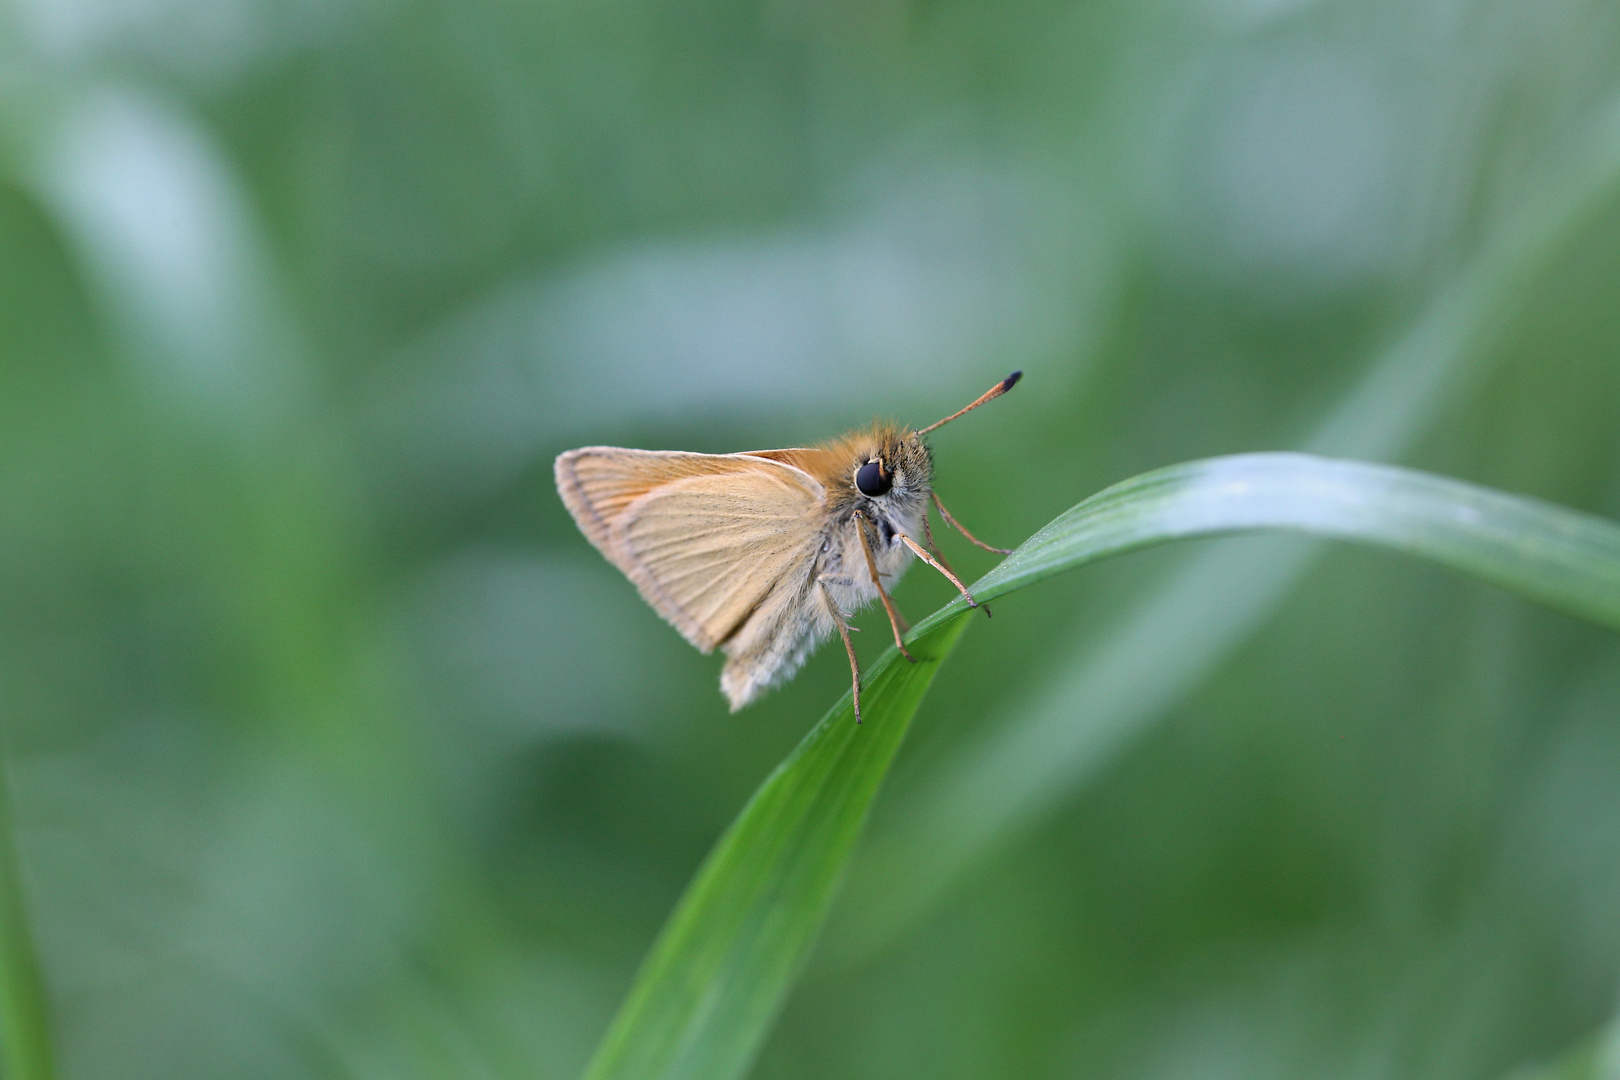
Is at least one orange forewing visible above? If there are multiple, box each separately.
[555,448,826,652]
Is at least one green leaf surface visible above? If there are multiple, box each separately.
[582,452,1620,1080]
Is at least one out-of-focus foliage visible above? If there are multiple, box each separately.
[1,0,1619,1076]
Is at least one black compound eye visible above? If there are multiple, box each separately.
[855,459,892,497]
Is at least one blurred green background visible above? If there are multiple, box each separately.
[3,0,1620,1077]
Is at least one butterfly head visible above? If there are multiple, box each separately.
[831,422,932,508]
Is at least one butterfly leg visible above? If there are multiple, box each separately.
[852,510,916,663]
[896,532,987,616]
[932,491,1014,554]
[923,511,991,619]
[920,511,959,580]
[818,580,863,723]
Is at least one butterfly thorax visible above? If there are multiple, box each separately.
[776,423,933,614]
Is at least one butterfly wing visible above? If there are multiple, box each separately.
[555,448,826,652]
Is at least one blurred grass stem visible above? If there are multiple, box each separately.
[0,749,54,1080]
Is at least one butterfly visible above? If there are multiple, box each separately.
[555,373,1020,722]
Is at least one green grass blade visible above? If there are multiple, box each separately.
[580,617,971,1080]
[0,754,55,1080]
[909,453,1620,636]
[583,453,1620,1080]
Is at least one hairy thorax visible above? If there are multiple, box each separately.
[800,423,933,619]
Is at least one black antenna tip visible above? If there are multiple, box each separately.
[1002,371,1023,391]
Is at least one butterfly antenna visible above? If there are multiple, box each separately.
[915,371,1022,435]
